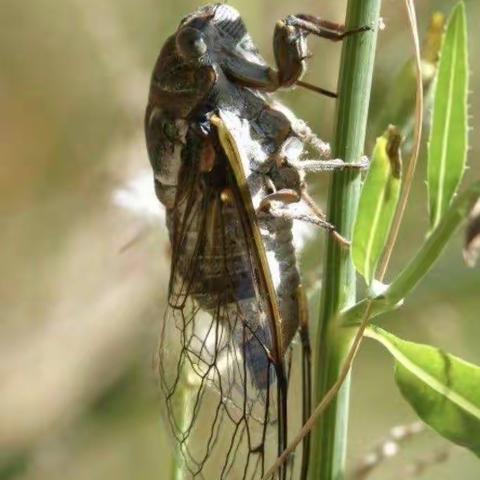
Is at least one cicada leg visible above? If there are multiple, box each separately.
[296,155,370,246]
[257,188,351,247]
[274,13,371,87]
[289,156,370,173]
[296,285,312,480]
[261,150,369,246]
[278,365,289,480]
[258,189,300,211]
[280,14,372,43]
[222,14,371,94]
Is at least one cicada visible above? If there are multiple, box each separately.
[145,4,368,479]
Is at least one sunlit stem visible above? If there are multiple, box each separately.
[309,1,382,479]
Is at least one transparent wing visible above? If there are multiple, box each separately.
[156,131,289,480]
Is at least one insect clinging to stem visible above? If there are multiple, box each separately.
[145,4,370,479]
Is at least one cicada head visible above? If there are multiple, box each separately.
[177,3,248,59]
[148,4,257,118]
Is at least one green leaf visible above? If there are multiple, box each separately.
[342,180,480,327]
[428,2,469,230]
[367,325,480,456]
[372,12,445,146]
[352,127,402,285]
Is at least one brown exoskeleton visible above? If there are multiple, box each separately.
[145,4,370,480]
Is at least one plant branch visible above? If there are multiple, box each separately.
[308,2,382,480]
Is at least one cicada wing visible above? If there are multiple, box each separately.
[156,129,288,480]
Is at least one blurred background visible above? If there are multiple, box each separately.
[1,0,479,478]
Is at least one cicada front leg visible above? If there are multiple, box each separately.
[222,13,370,94]
[273,14,372,89]
[222,14,372,97]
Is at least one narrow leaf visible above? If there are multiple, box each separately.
[353,127,402,285]
[428,2,469,230]
[372,12,445,146]
[367,325,480,456]
[342,181,480,326]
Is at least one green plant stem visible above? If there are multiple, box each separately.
[309,2,382,479]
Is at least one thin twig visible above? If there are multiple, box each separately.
[377,0,424,279]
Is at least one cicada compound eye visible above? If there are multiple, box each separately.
[176,27,208,59]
